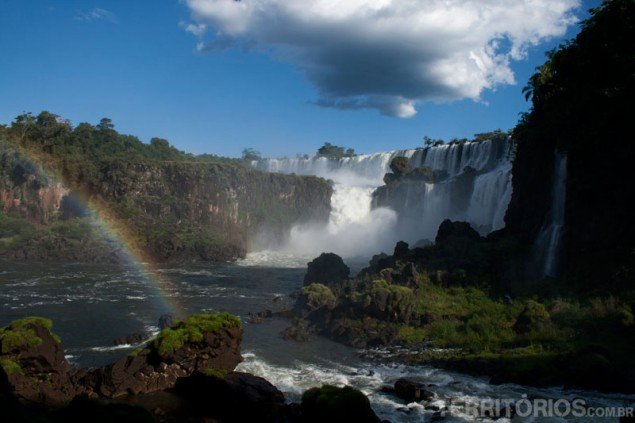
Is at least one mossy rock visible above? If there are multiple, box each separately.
[389,156,410,177]
[150,312,241,356]
[202,367,229,379]
[0,316,60,354]
[0,358,24,376]
[301,385,380,423]
[301,283,337,310]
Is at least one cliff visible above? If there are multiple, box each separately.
[504,0,634,289]
[372,135,513,240]
[0,120,332,263]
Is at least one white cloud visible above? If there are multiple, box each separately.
[75,7,117,23]
[184,0,579,118]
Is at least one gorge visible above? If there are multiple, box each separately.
[253,135,515,260]
[2,0,635,421]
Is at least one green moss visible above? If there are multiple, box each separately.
[0,316,60,354]
[396,326,426,344]
[0,358,24,376]
[151,312,241,356]
[202,367,228,378]
[302,283,337,309]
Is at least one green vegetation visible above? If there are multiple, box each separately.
[0,358,24,376]
[0,317,60,354]
[0,111,332,263]
[202,367,229,378]
[302,283,337,310]
[316,142,355,158]
[241,147,261,161]
[151,313,241,356]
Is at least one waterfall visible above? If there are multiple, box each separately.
[534,153,568,278]
[253,137,514,257]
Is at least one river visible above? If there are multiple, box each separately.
[1,256,632,422]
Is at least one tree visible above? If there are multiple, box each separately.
[241,148,261,161]
[12,113,35,145]
[97,118,114,131]
[423,136,444,147]
[317,142,355,158]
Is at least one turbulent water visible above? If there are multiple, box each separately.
[2,259,632,422]
[253,138,513,257]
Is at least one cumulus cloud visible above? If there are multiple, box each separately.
[184,0,579,117]
[75,7,117,23]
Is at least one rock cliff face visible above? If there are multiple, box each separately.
[0,140,332,262]
[504,0,634,287]
[372,137,513,240]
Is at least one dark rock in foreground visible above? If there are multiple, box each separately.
[0,315,383,423]
[0,314,243,403]
[113,332,148,346]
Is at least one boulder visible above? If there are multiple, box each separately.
[394,378,434,403]
[389,156,410,177]
[0,317,77,405]
[304,253,350,286]
[301,385,382,423]
[435,220,480,245]
[391,262,420,289]
[172,371,285,422]
[258,309,273,318]
[393,241,410,261]
[282,321,311,342]
[158,313,175,330]
[113,332,147,346]
[296,283,337,314]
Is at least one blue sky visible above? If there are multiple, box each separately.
[0,0,600,157]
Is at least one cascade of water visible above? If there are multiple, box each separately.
[253,138,514,257]
[534,153,568,278]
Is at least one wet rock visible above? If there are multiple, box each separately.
[258,309,273,318]
[113,332,147,346]
[304,253,350,286]
[173,371,285,422]
[0,313,244,403]
[158,313,175,330]
[282,322,311,342]
[435,220,480,245]
[249,314,263,324]
[0,317,77,405]
[301,385,382,423]
[389,156,410,177]
[394,378,434,403]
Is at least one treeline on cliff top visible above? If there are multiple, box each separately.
[0,113,332,263]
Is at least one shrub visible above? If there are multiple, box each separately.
[151,313,241,356]
[0,359,24,376]
[513,300,551,334]
[0,316,59,354]
[302,283,337,310]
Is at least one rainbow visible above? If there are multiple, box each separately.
[12,147,187,319]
